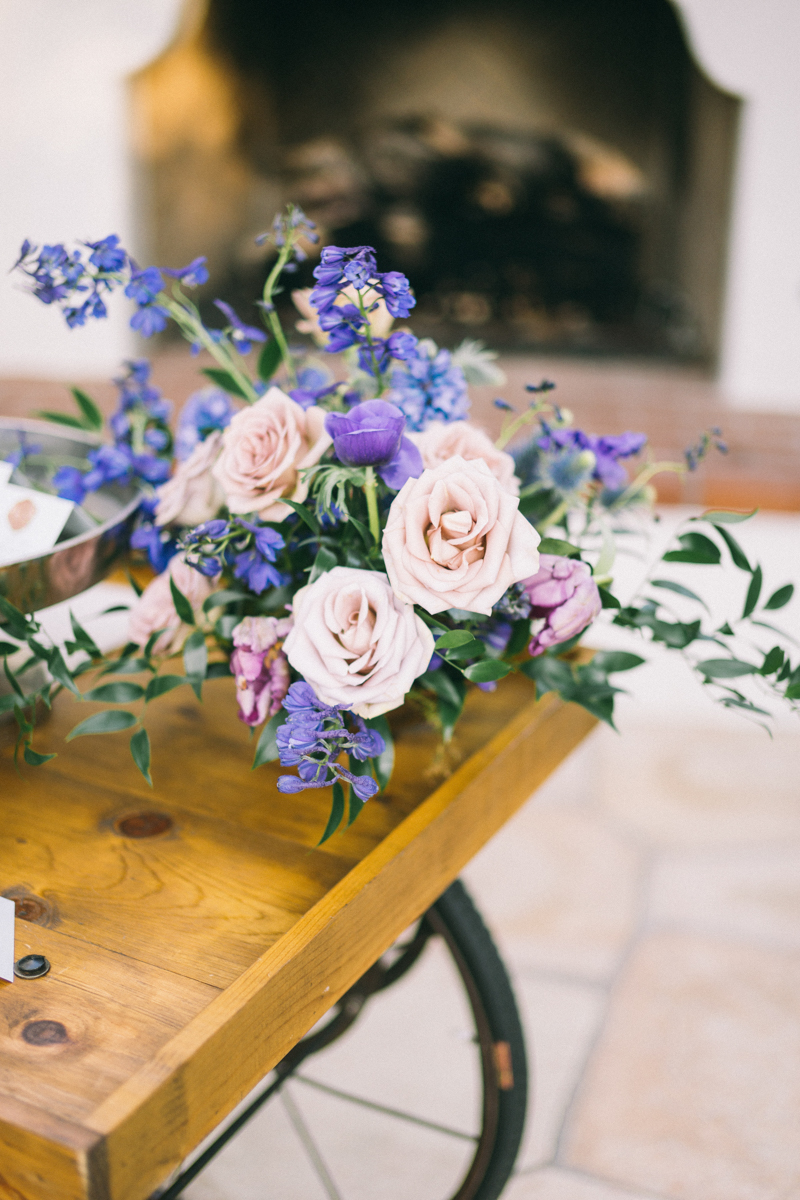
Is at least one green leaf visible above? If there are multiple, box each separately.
[570,687,617,728]
[309,546,338,584]
[144,626,167,659]
[129,727,152,785]
[47,647,81,697]
[786,682,800,701]
[365,715,394,791]
[663,532,721,565]
[590,651,645,674]
[317,781,346,845]
[83,681,145,703]
[100,656,150,675]
[743,564,762,619]
[764,583,794,611]
[598,586,621,610]
[3,657,24,699]
[435,630,476,650]
[445,640,485,662]
[713,525,751,572]
[126,570,144,598]
[464,659,511,683]
[33,410,89,430]
[70,387,104,432]
[696,658,758,679]
[538,537,581,558]
[347,779,367,827]
[518,487,560,523]
[66,710,138,740]
[505,619,532,657]
[651,579,710,612]
[170,577,195,626]
[760,646,784,676]
[257,338,283,382]
[521,655,574,696]
[183,629,208,700]
[0,595,31,640]
[206,660,233,679]
[69,610,101,658]
[23,745,56,766]
[282,498,321,535]
[0,641,20,657]
[252,710,288,768]
[145,674,189,702]
[698,508,757,524]
[418,667,466,741]
[347,514,373,549]
[201,367,249,399]
[203,589,250,612]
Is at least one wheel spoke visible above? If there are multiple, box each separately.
[282,1088,344,1200]
[295,1074,478,1142]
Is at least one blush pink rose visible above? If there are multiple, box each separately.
[283,566,435,718]
[212,386,330,520]
[154,431,225,527]
[230,615,293,725]
[409,421,519,495]
[382,456,540,616]
[127,555,218,655]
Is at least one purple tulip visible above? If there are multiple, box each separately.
[325,399,423,491]
[521,555,602,656]
[230,616,292,726]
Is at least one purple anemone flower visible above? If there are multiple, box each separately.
[325,399,423,491]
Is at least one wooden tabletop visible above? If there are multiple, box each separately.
[0,673,596,1200]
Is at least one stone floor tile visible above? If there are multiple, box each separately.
[515,977,606,1170]
[463,800,642,982]
[649,845,800,949]
[595,725,800,847]
[183,1087,331,1200]
[563,932,800,1200]
[506,1166,662,1199]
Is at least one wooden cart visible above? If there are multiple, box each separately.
[0,674,595,1200]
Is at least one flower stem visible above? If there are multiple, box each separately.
[262,245,297,388]
[364,466,381,543]
[163,293,261,403]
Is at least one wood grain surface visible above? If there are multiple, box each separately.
[0,671,596,1200]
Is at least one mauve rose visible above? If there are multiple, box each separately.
[230,615,292,725]
[212,386,330,520]
[283,567,434,718]
[154,431,225,527]
[128,555,218,655]
[409,421,519,495]
[382,456,540,616]
[521,555,602,655]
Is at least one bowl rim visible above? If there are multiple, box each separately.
[0,415,145,568]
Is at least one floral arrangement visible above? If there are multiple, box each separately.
[3,209,798,840]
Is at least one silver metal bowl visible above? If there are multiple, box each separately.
[0,416,143,614]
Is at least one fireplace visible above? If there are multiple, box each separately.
[133,0,739,362]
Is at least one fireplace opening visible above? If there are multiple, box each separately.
[134,0,739,361]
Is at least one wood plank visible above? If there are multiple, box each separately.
[0,1093,104,1200]
[0,925,219,1123]
[86,692,597,1200]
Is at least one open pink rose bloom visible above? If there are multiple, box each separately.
[382,456,540,616]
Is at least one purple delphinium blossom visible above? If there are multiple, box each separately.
[521,555,602,656]
[232,520,287,594]
[213,299,266,354]
[130,303,169,338]
[230,616,292,726]
[162,256,209,287]
[52,465,87,504]
[325,400,423,490]
[387,339,470,430]
[536,426,646,491]
[275,681,384,800]
[125,266,163,306]
[86,235,127,273]
[175,388,235,460]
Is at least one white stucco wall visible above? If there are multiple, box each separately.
[0,0,184,379]
[673,0,800,410]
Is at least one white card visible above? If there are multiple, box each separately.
[0,462,13,486]
[0,484,74,568]
[0,897,13,982]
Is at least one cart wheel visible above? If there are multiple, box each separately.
[154,880,528,1200]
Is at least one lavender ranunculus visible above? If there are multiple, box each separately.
[325,399,423,491]
[521,554,602,656]
[230,616,292,726]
